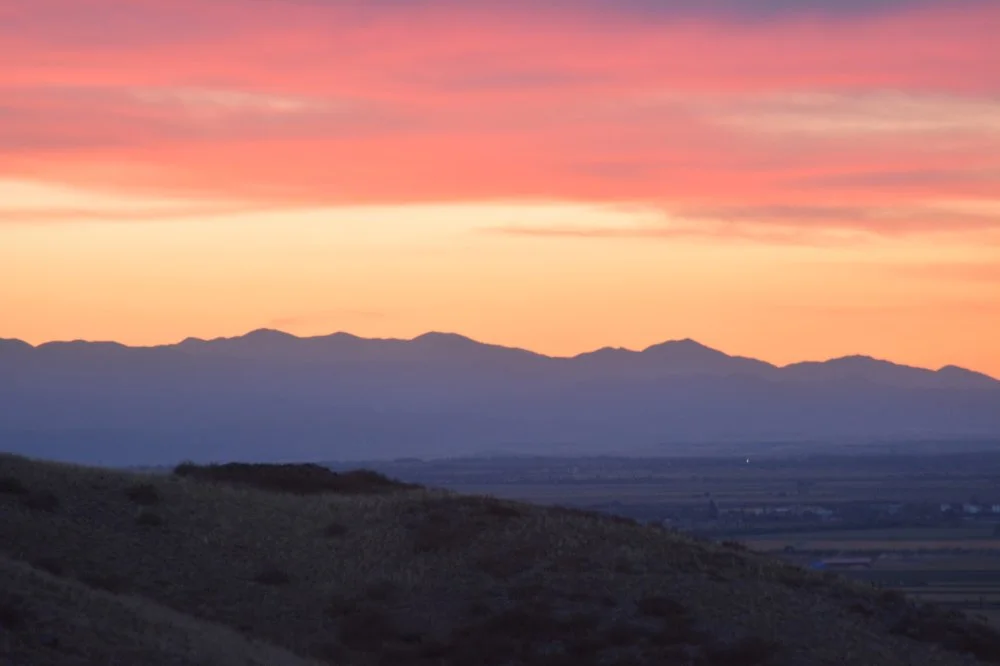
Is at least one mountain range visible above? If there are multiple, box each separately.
[2,330,999,465]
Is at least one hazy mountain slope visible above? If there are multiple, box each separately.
[0,453,995,666]
[2,331,998,465]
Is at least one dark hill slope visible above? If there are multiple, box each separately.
[0,554,322,666]
[0,453,995,666]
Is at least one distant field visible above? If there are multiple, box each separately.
[741,526,1000,555]
[448,478,1000,507]
[749,540,1000,552]
[747,527,1000,542]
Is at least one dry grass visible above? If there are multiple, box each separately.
[0,452,997,666]
[0,553,323,666]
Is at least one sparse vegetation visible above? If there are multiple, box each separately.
[79,572,127,593]
[635,594,688,619]
[31,556,65,576]
[889,602,1000,662]
[173,461,419,495]
[337,607,398,650]
[0,593,30,631]
[704,636,781,665]
[21,489,59,512]
[136,509,165,527]
[2,451,999,666]
[0,553,322,666]
[0,475,27,495]
[253,565,292,586]
[126,482,161,505]
[323,521,348,538]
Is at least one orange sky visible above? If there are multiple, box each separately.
[2,0,998,375]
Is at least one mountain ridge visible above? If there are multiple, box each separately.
[3,328,996,384]
[4,329,998,465]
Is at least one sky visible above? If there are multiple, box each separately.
[1,0,998,375]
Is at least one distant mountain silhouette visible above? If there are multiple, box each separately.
[2,330,998,465]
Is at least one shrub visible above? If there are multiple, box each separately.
[413,510,482,553]
[483,502,526,519]
[32,556,66,576]
[889,602,1000,663]
[21,490,59,512]
[126,483,161,506]
[338,607,398,650]
[173,462,420,495]
[878,589,907,607]
[635,595,687,619]
[135,509,165,527]
[0,595,30,631]
[79,572,126,593]
[604,621,643,646]
[324,521,349,538]
[477,549,536,579]
[0,475,27,495]
[704,636,780,665]
[311,641,348,662]
[364,580,401,602]
[254,566,292,586]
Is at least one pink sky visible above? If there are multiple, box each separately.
[2,0,998,374]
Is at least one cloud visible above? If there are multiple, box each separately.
[488,201,1000,246]
[0,0,998,243]
[0,178,288,224]
[711,92,1000,137]
[0,205,277,224]
[128,87,333,116]
[799,169,1000,190]
[241,0,990,21]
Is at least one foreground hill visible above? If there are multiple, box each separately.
[0,554,322,666]
[2,330,999,465]
[2,453,999,665]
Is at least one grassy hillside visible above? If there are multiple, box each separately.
[1,453,998,665]
[0,553,322,666]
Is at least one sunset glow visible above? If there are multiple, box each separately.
[3,0,999,374]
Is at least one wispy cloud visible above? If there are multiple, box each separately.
[488,201,1000,246]
[711,92,1000,137]
[127,87,334,116]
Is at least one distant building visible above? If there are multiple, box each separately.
[963,503,983,515]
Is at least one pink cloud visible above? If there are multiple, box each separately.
[1,0,999,239]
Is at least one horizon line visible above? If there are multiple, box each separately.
[2,327,996,380]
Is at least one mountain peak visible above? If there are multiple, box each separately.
[411,332,481,347]
[242,328,298,341]
[936,364,999,386]
[641,338,725,357]
[0,338,33,353]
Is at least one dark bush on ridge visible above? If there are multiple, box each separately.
[172,462,420,495]
[22,490,59,512]
[126,483,161,506]
[0,476,28,495]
